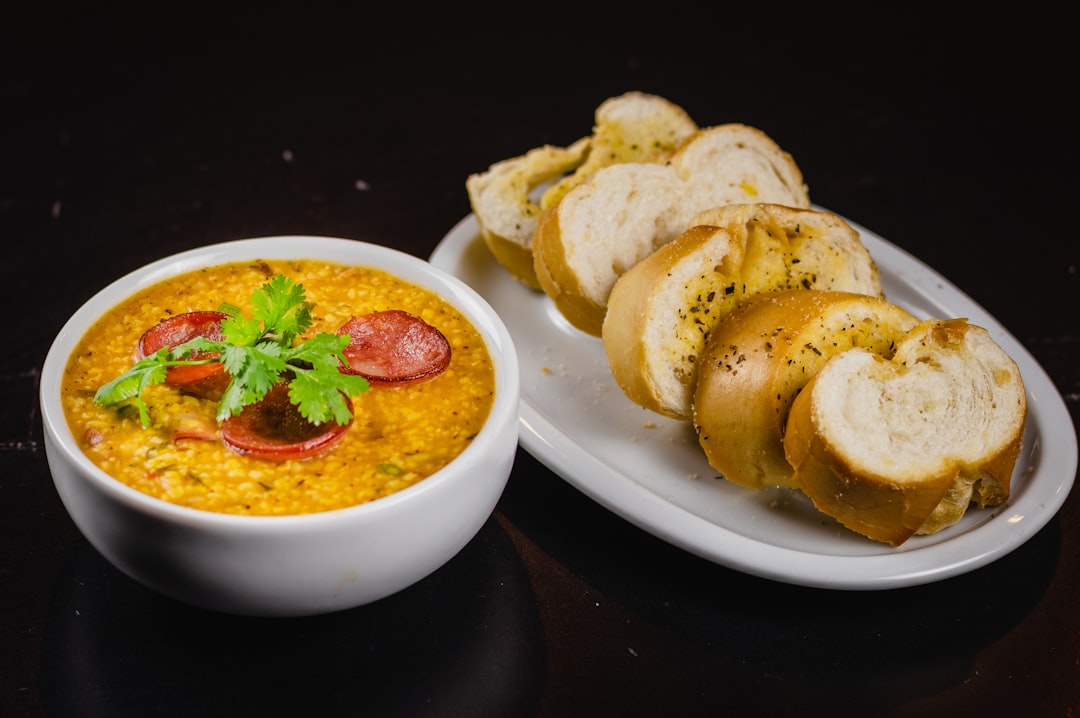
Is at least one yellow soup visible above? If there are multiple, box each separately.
[61,259,496,516]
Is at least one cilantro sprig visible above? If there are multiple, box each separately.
[94,275,370,428]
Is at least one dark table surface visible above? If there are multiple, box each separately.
[4,3,1078,716]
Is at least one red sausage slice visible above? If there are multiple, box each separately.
[221,382,352,461]
[137,311,230,398]
[337,310,451,386]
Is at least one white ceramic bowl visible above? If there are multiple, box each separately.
[40,236,520,617]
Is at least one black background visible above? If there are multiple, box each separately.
[3,2,1078,716]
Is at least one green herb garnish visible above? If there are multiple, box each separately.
[94,274,370,428]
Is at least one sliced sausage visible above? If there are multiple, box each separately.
[337,310,451,386]
[220,381,352,461]
[137,310,230,398]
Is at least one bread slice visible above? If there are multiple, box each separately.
[691,290,919,489]
[465,92,698,289]
[603,205,882,421]
[532,124,811,335]
[783,318,1027,546]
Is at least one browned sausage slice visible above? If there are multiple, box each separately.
[137,310,230,397]
[337,310,451,385]
[220,381,352,461]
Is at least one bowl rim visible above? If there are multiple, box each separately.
[40,235,520,529]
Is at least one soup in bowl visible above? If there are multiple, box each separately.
[40,236,520,617]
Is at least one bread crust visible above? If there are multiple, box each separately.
[534,124,811,336]
[692,290,918,489]
[604,205,883,420]
[783,318,1027,545]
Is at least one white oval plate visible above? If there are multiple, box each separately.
[430,212,1077,589]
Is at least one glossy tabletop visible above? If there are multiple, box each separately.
[3,4,1078,716]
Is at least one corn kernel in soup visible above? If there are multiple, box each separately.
[60,259,496,516]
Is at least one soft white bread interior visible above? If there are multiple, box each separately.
[692,290,919,489]
[465,92,698,289]
[532,124,811,336]
[604,205,883,421]
[783,318,1027,546]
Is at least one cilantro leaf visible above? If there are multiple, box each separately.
[288,369,370,425]
[249,274,311,344]
[220,314,265,347]
[93,349,172,427]
[215,342,289,421]
[283,332,352,371]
